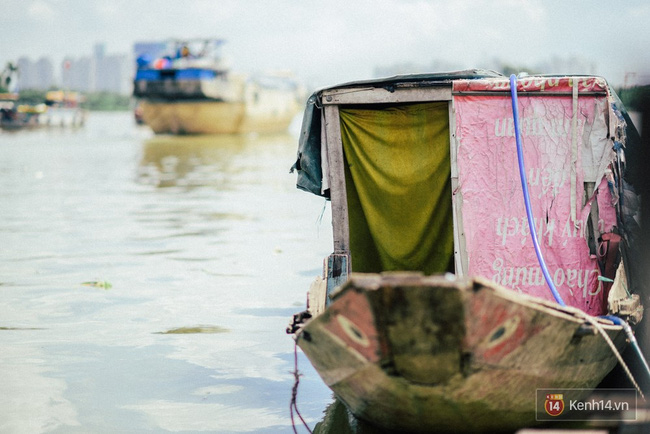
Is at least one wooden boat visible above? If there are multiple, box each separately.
[41,90,87,127]
[132,39,302,135]
[287,71,645,432]
[0,93,31,129]
[0,90,86,130]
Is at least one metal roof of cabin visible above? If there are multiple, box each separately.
[314,69,504,93]
[292,69,504,198]
[292,70,640,199]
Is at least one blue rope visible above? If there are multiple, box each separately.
[509,75,566,306]
[601,315,650,386]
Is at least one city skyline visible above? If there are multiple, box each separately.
[2,1,649,91]
[8,43,131,94]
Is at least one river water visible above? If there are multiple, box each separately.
[0,112,336,433]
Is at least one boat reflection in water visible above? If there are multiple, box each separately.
[312,398,395,434]
[138,132,295,189]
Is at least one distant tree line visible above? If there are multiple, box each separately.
[8,84,648,113]
[8,88,132,111]
[617,86,650,112]
[9,89,46,104]
[83,92,132,111]
[496,64,649,113]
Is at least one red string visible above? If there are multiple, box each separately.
[290,341,313,433]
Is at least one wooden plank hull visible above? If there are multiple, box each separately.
[1,107,86,130]
[297,273,625,433]
[140,100,244,134]
[139,96,298,135]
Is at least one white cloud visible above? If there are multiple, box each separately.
[27,0,56,21]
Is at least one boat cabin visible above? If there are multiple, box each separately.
[293,70,642,319]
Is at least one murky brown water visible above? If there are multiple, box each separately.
[0,112,335,433]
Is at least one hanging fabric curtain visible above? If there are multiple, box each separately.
[340,102,454,274]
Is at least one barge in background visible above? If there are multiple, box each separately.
[133,39,302,135]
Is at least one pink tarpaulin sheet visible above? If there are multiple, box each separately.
[453,76,608,94]
[454,80,616,315]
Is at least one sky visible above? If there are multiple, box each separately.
[1,0,649,89]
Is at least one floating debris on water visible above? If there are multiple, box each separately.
[81,281,112,289]
[154,325,229,334]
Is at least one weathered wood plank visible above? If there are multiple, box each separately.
[298,274,625,433]
[321,86,452,105]
[323,105,350,254]
[379,280,465,384]
[307,276,327,317]
[326,254,349,303]
[449,99,468,276]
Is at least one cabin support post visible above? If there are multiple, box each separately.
[570,78,579,224]
[323,104,350,254]
[323,104,351,290]
[449,98,468,276]
[325,254,348,304]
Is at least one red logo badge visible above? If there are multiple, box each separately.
[545,393,565,416]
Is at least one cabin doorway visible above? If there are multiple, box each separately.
[338,102,454,275]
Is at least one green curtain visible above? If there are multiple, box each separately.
[340,102,454,274]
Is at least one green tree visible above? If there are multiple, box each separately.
[83,92,131,111]
[16,89,47,104]
[617,86,650,112]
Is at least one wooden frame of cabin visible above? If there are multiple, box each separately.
[320,85,465,287]
[319,83,613,290]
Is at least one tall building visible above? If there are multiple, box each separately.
[61,56,93,92]
[35,57,55,89]
[94,43,106,61]
[95,53,130,93]
[14,43,132,94]
[16,57,36,89]
[60,44,131,94]
[16,56,55,90]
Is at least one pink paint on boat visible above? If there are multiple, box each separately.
[454,84,616,315]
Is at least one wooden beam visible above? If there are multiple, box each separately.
[326,254,349,303]
[449,99,468,276]
[324,104,350,255]
[322,86,451,105]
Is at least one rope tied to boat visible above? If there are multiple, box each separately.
[290,341,313,433]
[577,311,645,400]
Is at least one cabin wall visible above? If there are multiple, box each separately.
[453,82,616,315]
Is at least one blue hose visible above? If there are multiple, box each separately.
[509,76,650,388]
[509,75,650,388]
[509,75,566,307]
[601,315,650,386]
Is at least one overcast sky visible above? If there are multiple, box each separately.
[1,0,649,89]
